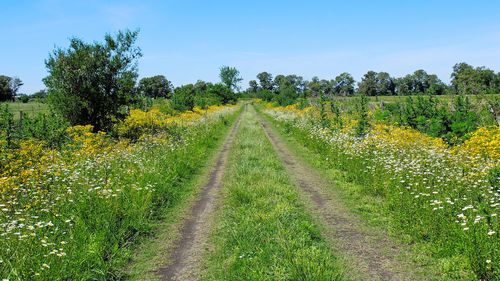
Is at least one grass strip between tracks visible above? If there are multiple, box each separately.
[201,104,342,281]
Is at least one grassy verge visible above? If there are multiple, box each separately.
[255,104,481,280]
[201,106,342,280]
[0,106,241,280]
[124,107,242,280]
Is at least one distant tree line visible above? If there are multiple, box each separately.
[247,63,500,105]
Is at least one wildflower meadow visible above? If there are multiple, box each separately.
[259,100,499,280]
[0,104,239,280]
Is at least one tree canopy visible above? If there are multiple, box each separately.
[451,62,499,95]
[0,75,23,101]
[138,75,173,98]
[43,29,142,131]
[219,66,243,92]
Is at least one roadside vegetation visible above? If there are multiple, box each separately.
[0,103,240,280]
[255,98,499,280]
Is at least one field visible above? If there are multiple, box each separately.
[1,97,499,280]
[1,102,49,120]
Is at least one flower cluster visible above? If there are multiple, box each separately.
[0,104,238,280]
[262,101,499,279]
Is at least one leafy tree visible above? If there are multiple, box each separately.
[43,30,142,132]
[451,62,497,95]
[0,75,22,101]
[256,72,273,91]
[273,75,286,93]
[395,75,412,95]
[0,75,13,101]
[138,75,173,98]
[207,83,234,104]
[248,80,259,93]
[257,90,275,101]
[31,89,48,100]
[395,70,446,95]
[274,87,299,106]
[194,80,211,93]
[10,77,23,97]
[319,79,334,96]
[377,72,396,95]
[358,71,395,96]
[333,72,355,96]
[19,94,30,103]
[308,76,322,96]
[273,74,306,94]
[358,71,378,96]
[219,66,243,92]
[171,84,195,111]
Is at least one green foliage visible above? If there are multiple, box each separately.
[171,83,235,111]
[43,29,142,132]
[130,95,154,111]
[333,72,355,96]
[31,89,48,103]
[219,65,243,92]
[273,74,306,95]
[248,79,259,93]
[19,95,30,103]
[0,104,68,148]
[0,76,13,102]
[318,92,330,127]
[256,90,275,101]
[274,87,299,106]
[330,101,343,128]
[0,104,14,147]
[358,71,395,96]
[256,71,273,91]
[170,84,195,111]
[355,94,370,136]
[138,75,173,99]
[451,62,499,95]
[0,75,22,102]
[18,112,69,148]
[378,95,483,143]
[395,70,446,96]
[208,83,235,104]
[488,166,500,192]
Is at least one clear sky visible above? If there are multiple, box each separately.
[1,0,499,94]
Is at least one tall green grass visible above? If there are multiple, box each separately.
[259,105,498,280]
[0,107,241,280]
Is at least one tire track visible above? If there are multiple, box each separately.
[157,104,246,281]
[254,105,429,281]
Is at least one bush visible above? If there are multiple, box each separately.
[257,90,275,102]
[274,87,298,106]
[170,84,195,111]
[43,30,142,132]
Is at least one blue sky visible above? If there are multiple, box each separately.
[1,0,500,94]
